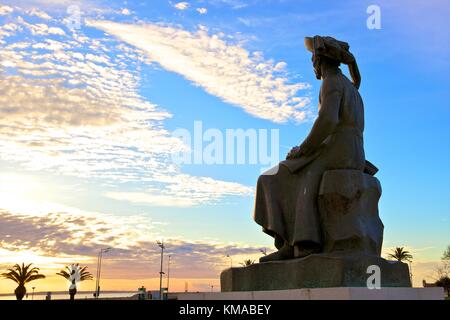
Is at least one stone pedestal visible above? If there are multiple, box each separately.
[221,253,411,292]
[172,287,444,300]
[222,169,411,293]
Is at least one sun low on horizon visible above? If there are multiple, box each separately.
[0,0,449,298]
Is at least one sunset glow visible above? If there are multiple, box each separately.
[0,0,449,297]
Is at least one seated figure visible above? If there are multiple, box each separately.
[254,36,370,262]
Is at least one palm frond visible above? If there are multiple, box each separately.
[387,247,413,262]
[80,274,93,281]
[1,273,20,284]
[24,267,43,283]
[27,274,46,282]
[56,270,70,280]
[2,269,21,282]
[240,259,255,267]
[79,266,93,280]
[2,263,46,286]
[58,265,93,282]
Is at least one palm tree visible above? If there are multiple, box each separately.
[1,263,46,300]
[57,264,93,300]
[240,259,255,267]
[387,247,413,262]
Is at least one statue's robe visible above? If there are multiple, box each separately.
[254,69,366,248]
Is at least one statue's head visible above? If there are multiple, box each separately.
[304,36,361,89]
[310,54,340,81]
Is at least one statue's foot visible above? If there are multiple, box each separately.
[259,244,293,263]
[294,242,320,258]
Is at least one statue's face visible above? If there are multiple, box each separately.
[312,55,321,80]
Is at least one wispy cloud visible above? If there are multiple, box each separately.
[209,0,248,10]
[105,174,252,207]
[0,6,13,16]
[26,7,52,20]
[0,207,263,281]
[173,2,190,11]
[120,8,131,16]
[88,20,311,123]
[0,10,252,207]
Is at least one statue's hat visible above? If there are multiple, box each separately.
[304,35,361,89]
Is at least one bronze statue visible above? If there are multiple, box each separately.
[221,37,412,291]
[254,36,371,262]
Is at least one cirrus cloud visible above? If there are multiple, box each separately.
[174,2,190,11]
[0,5,13,16]
[87,20,311,123]
[0,13,253,207]
[0,207,264,280]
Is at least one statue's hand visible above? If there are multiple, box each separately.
[286,140,315,160]
[299,140,314,156]
[286,146,302,160]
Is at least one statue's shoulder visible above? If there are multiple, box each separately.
[320,73,344,96]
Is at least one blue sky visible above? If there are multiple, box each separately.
[0,0,449,292]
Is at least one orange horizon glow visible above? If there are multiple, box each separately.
[0,275,221,295]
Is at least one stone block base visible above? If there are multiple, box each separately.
[318,170,384,255]
[172,287,443,300]
[220,253,411,292]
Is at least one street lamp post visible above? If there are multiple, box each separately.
[166,255,171,293]
[157,240,165,300]
[95,247,111,299]
[226,254,232,268]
